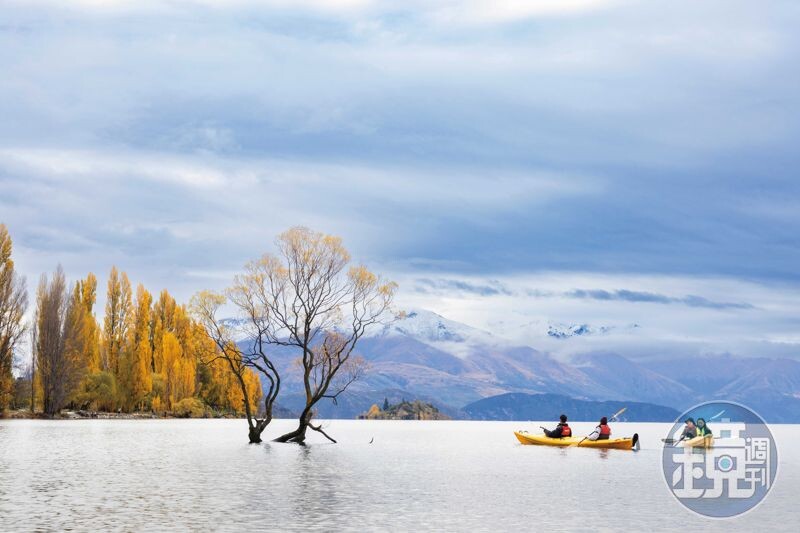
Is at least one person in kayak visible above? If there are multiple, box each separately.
[681,417,697,440]
[543,414,572,438]
[586,416,611,441]
[696,417,712,438]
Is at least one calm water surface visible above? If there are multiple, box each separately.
[1,419,798,531]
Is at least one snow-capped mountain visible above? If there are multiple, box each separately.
[232,308,800,422]
[546,322,640,339]
[488,317,640,344]
[547,323,610,339]
[242,308,609,415]
[367,308,508,358]
[371,309,484,342]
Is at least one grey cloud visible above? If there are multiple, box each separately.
[1,0,798,343]
[412,281,751,311]
[414,278,513,296]
[565,289,754,310]
[523,289,556,298]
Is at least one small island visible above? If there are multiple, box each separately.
[359,399,450,420]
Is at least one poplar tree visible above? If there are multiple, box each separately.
[34,267,71,416]
[0,224,27,411]
[103,267,132,376]
[63,273,100,405]
[79,274,100,373]
[125,284,153,410]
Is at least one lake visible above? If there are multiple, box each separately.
[1,419,797,531]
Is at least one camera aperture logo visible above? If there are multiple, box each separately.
[661,401,778,518]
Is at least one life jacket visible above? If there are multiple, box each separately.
[561,423,572,437]
[697,426,710,437]
[599,424,611,437]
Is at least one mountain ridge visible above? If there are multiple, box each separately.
[234,308,800,422]
[464,392,680,422]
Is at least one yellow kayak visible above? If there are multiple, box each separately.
[514,431,639,450]
[682,435,714,449]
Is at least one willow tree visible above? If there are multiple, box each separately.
[191,290,280,444]
[192,227,396,444]
[254,227,395,444]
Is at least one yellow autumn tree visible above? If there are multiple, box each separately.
[151,315,164,375]
[70,273,113,412]
[172,305,192,355]
[123,284,153,411]
[63,274,101,406]
[160,330,182,408]
[103,266,132,377]
[80,274,101,373]
[172,357,195,404]
[151,289,178,374]
[243,370,262,415]
[149,289,212,413]
[0,224,27,412]
[213,360,262,416]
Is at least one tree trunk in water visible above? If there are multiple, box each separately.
[274,407,338,444]
[247,413,273,444]
[274,409,311,443]
[245,395,276,444]
[248,426,263,444]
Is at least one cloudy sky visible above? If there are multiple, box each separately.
[1,0,799,360]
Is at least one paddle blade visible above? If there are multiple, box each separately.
[610,407,627,421]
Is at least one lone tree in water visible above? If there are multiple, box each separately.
[191,287,281,444]
[196,227,396,444]
[267,227,396,443]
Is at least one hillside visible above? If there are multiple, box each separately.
[464,392,680,422]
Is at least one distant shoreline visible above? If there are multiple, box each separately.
[5,411,793,424]
[1,409,247,420]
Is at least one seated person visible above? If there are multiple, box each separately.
[696,417,712,438]
[543,414,572,438]
[587,417,611,441]
[681,417,697,440]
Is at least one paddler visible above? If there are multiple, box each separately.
[543,414,572,438]
[586,416,611,441]
[696,418,712,439]
[681,417,697,440]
